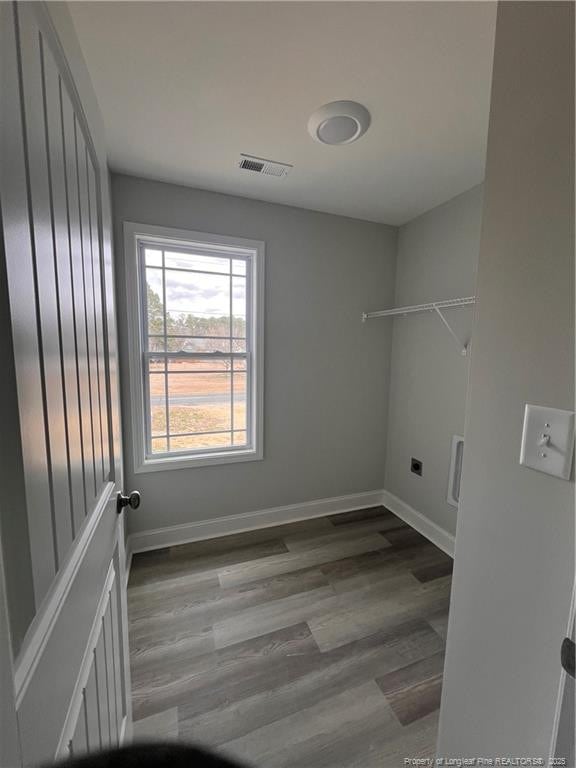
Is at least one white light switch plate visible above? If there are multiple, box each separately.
[520,404,575,479]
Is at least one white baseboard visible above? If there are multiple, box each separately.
[381,489,455,558]
[127,490,384,555]
[125,488,455,575]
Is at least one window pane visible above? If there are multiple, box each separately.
[148,336,166,352]
[146,268,164,336]
[148,374,167,436]
[167,372,232,434]
[170,433,232,452]
[145,248,162,267]
[150,437,168,454]
[165,271,230,337]
[233,371,246,430]
[233,431,247,446]
[166,311,231,338]
[232,276,246,338]
[232,323,246,341]
[164,250,230,274]
[148,357,166,374]
[233,358,247,372]
[232,259,246,276]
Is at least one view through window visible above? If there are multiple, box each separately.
[140,241,254,458]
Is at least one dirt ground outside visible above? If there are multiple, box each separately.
[148,359,247,451]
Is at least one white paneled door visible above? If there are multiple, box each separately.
[0,2,132,763]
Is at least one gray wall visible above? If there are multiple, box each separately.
[111,174,397,536]
[384,186,483,536]
[438,1,574,759]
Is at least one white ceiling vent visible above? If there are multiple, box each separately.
[238,154,292,178]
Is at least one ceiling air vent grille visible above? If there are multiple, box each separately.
[238,154,292,178]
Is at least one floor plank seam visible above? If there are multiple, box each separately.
[128,507,452,765]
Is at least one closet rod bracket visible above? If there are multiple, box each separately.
[433,305,469,356]
[361,295,476,356]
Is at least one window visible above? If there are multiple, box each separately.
[125,223,264,472]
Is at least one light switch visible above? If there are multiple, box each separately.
[520,404,575,479]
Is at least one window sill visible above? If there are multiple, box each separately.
[133,447,263,474]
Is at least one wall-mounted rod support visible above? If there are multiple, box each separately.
[362,296,476,356]
[433,306,469,356]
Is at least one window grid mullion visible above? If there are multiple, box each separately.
[230,264,234,443]
[151,428,246,440]
[149,368,244,375]
[246,257,253,449]
[141,244,153,459]
[148,443,249,461]
[144,263,246,279]
[148,334,246,340]
[143,351,246,360]
[161,249,170,452]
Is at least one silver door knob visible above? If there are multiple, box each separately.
[116,490,141,514]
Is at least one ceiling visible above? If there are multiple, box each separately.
[68,1,497,225]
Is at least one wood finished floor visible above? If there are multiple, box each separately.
[128,507,453,767]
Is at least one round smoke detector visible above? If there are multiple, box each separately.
[308,100,371,145]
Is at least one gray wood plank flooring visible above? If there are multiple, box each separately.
[128,506,452,766]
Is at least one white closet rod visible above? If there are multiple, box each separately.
[362,295,476,356]
[362,296,476,320]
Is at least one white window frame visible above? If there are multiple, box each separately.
[124,221,264,473]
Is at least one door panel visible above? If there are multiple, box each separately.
[0,544,21,767]
[16,493,121,763]
[61,84,96,521]
[84,665,100,753]
[71,714,88,759]
[76,126,102,501]
[42,41,87,536]
[18,7,74,577]
[94,633,111,748]
[1,1,55,611]
[0,2,131,762]
[87,159,112,484]
[55,558,127,757]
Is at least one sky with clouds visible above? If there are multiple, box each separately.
[146,250,246,319]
